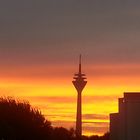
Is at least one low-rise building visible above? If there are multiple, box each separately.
[110,92,140,140]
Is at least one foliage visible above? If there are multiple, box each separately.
[88,132,110,140]
[0,97,109,140]
[51,127,75,140]
[0,97,52,140]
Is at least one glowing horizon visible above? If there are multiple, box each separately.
[1,63,140,135]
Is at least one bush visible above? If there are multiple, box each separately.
[0,97,52,140]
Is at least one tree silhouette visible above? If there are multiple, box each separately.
[51,127,75,140]
[88,132,110,140]
[0,97,110,140]
[0,97,52,140]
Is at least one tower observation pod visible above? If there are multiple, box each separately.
[72,55,87,137]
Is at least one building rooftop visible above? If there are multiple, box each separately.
[124,92,140,101]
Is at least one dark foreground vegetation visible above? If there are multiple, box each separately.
[0,97,109,140]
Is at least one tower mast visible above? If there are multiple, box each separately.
[72,55,87,137]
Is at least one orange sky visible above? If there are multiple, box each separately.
[1,63,140,135]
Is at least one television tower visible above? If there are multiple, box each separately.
[72,55,87,137]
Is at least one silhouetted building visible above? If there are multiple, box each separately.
[110,92,140,140]
[72,55,87,137]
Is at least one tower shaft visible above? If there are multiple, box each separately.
[76,91,82,137]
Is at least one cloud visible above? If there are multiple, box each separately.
[51,120,109,135]
[45,113,109,122]
[88,64,140,77]
[1,0,140,67]
[27,95,117,104]
[83,114,109,120]
[83,125,109,135]
[83,121,109,135]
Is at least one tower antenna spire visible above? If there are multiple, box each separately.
[79,54,81,74]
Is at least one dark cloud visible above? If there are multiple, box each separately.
[0,0,140,69]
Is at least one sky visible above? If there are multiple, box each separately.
[1,0,140,135]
